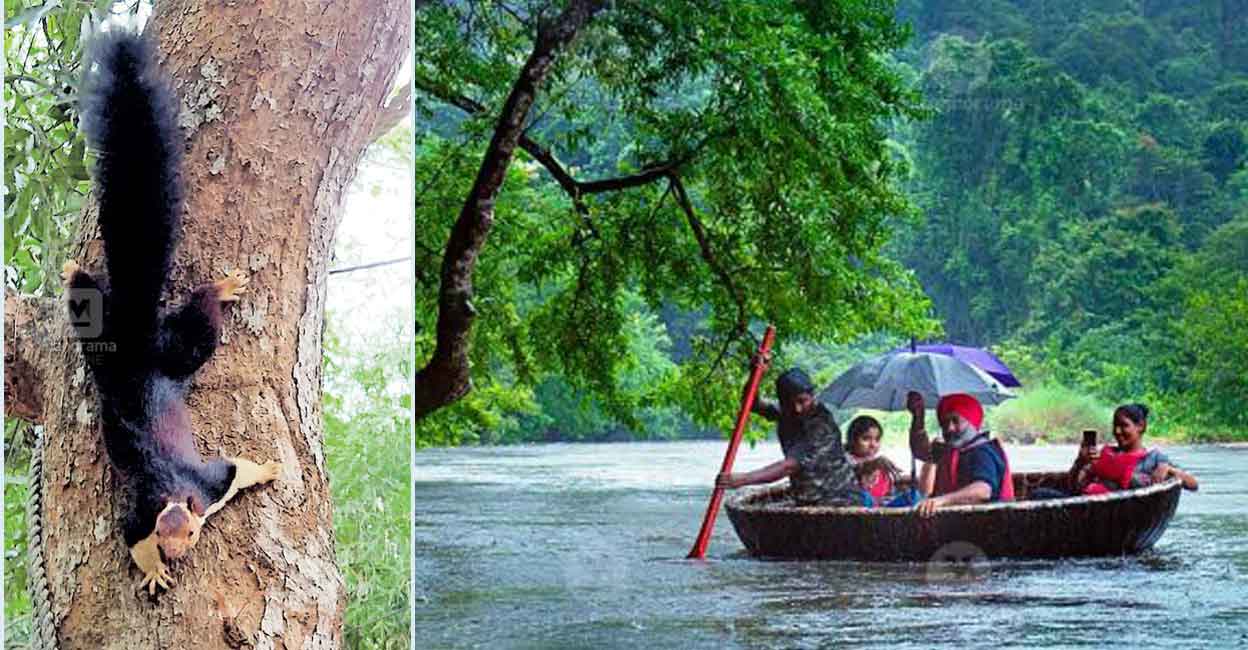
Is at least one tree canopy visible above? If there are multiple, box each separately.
[414,0,1248,444]
[892,0,1248,436]
[414,0,938,442]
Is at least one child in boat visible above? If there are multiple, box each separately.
[845,415,903,503]
[1071,403,1198,494]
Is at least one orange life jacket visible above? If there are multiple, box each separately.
[933,437,1015,502]
[1083,445,1148,495]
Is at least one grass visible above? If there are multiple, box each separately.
[844,385,1141,445]
[4,422,34,650]
[325,396,412,650]
[323,317,412,649]
[988,385,1248,444]
[989,384,1114,443]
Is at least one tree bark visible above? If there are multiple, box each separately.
[413,0,606,419]
[4,291,56,423]
[7,2,409,649]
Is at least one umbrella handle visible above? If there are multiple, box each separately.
[687,325,775,560]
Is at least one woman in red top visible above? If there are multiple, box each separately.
[845,415,902,502]
[1071,403,1198,494]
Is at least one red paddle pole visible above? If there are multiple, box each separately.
[687,325,775,560]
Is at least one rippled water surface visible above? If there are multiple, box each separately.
[415,442,1248,649]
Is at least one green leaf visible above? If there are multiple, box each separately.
[4,1,60,29]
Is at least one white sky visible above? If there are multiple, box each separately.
[325,100,413,410]
[328,134,412,342]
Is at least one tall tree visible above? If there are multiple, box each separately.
[413,0,937,428]
[3,1,409,648]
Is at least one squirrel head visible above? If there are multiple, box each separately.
[155,496,205,560]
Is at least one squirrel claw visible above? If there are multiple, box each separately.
[258,460,282,484]
[60,260,80,286]
[139,566,173,595]
[214,269,250,302]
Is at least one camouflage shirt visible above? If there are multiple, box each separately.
[755,398,859,506]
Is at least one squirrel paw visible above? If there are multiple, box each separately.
[258,460,282,484]
[139,565,173,595]
[214,269,249,302]
[60,260,80,286]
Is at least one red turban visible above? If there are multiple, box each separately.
[937,393,983,430]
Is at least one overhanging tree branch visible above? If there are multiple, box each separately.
[414,0,608,419]
[414,73,707,253]
[368,80,413,143]
[667,173,752,381]
[413,75,693,210]
[667,173,748,337]
[416,61,753,409]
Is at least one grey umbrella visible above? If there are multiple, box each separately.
[819,351,1016,412]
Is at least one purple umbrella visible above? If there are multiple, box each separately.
[892,342,1022,388]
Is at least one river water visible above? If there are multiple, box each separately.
[414,442,1248,649]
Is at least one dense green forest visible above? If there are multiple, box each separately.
[415,0,1247,446]
[892,0,1248,438]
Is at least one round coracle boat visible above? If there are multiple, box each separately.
[724,472,1182,561]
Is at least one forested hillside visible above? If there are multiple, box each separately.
[892,0,1248,436]
[414,1,1247,445]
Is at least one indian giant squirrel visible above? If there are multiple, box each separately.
[63,28,282,595]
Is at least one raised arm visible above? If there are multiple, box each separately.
[742,351,780,421]
[918,461,936,496]
[752,397,781,421]
[1068,445,1098,490]
[907,391,933,462]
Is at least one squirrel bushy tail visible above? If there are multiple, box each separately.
[80,29,183,355]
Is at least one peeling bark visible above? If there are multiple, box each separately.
[8,2,410,648]
[4,290,58,423]
[414,0,607,419]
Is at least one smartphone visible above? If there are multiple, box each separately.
[1082,430,1097,448]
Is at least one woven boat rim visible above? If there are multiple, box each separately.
[725,474,1182,516]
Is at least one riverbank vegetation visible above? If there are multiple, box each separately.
[415,1,1247,447]
[893,1,1248,441]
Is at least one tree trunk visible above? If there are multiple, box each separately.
[413,0,606,420]
[4,1,409,648]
